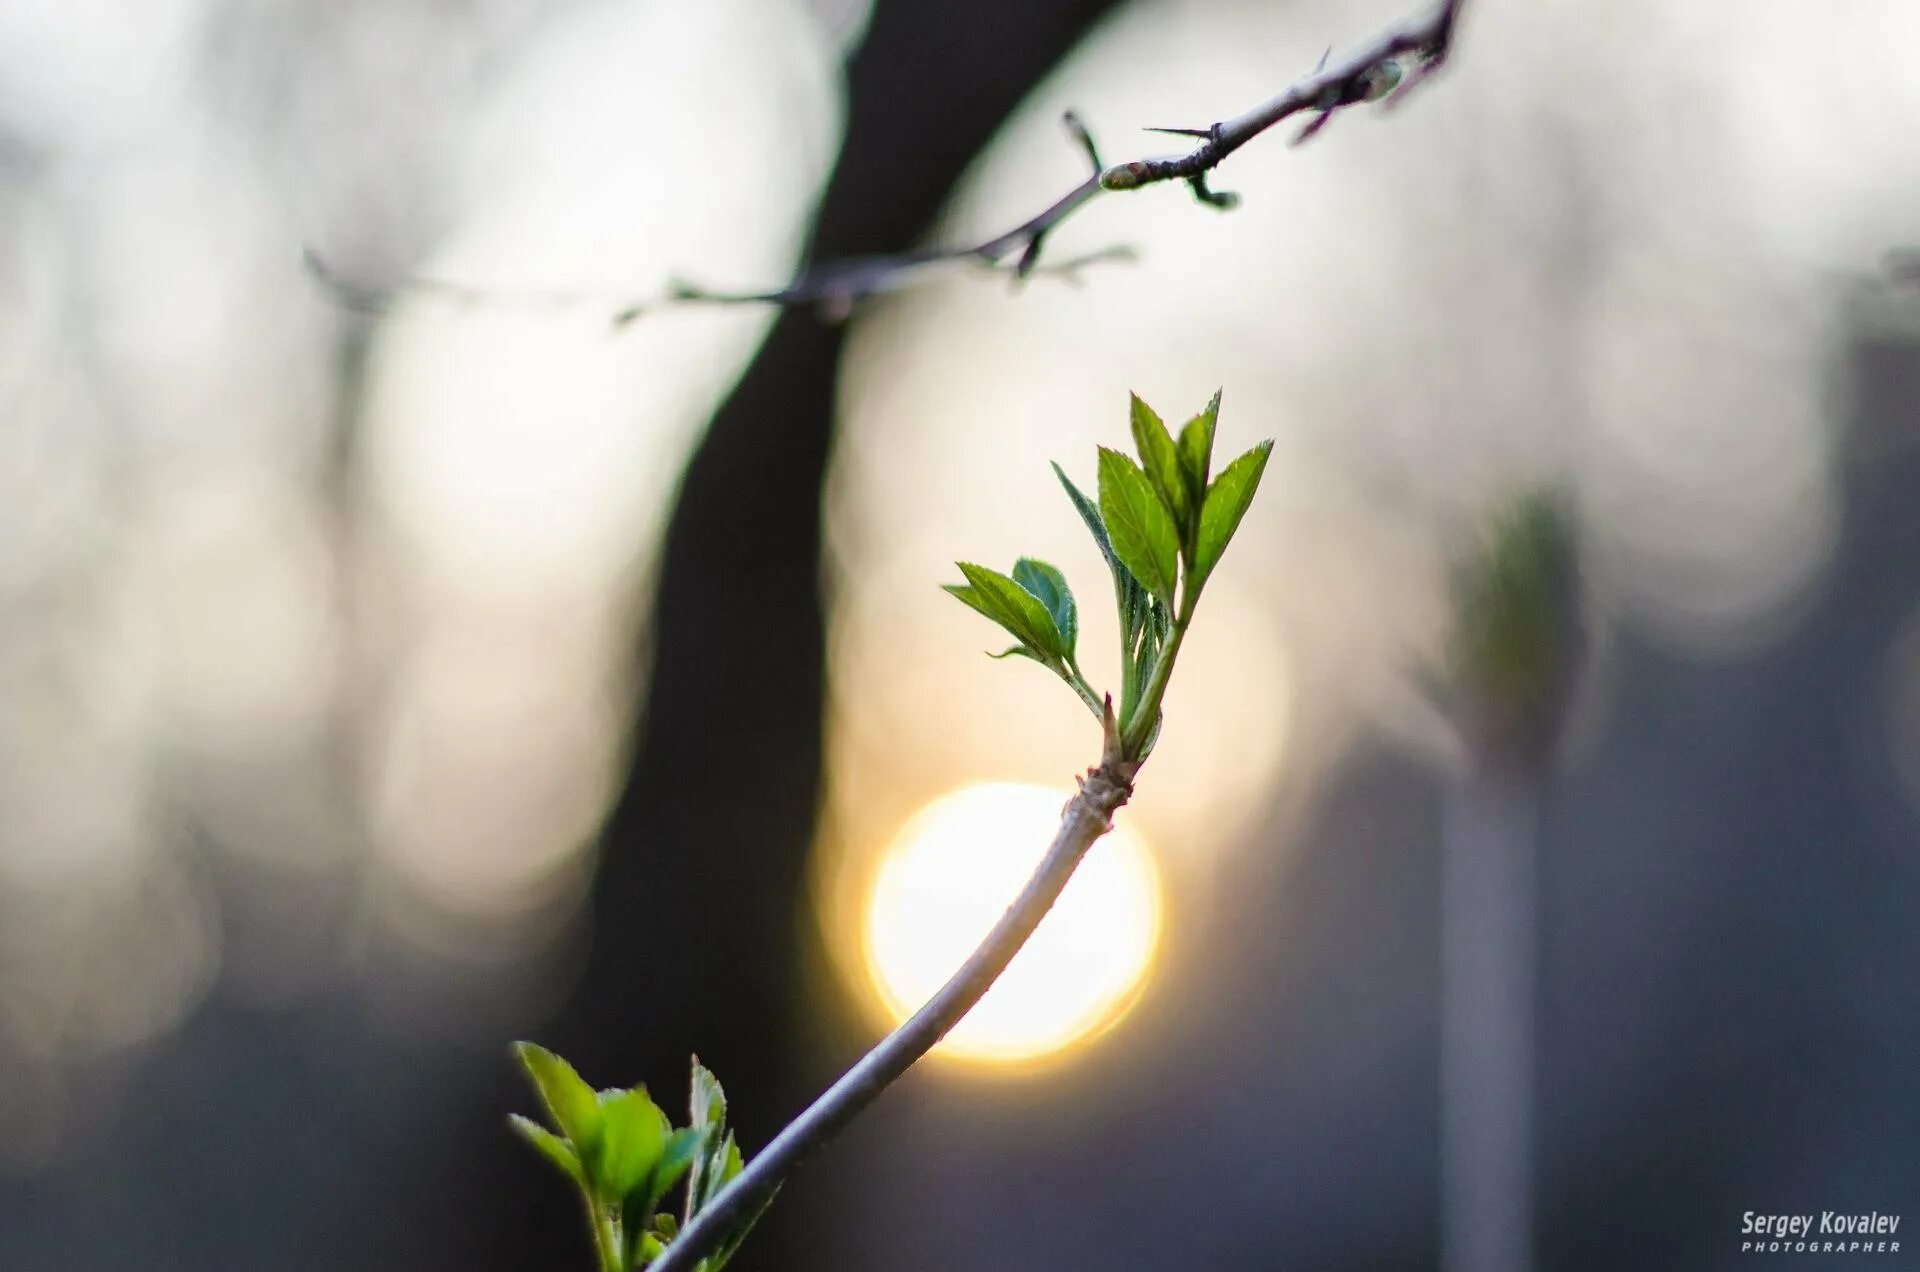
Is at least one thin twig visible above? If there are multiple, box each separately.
[649,726,1140,1272]
[307,0,1464,326]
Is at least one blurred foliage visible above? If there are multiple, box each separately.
[1446,491,1583,767]
[511,1045,766,1272]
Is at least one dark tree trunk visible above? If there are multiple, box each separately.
[456,1,1127,1267]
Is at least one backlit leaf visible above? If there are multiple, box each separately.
[512,1042,603,1153]
[1097,447,1180,609]
[945,563,1066,662]
[1176,390,1221,509]
[1191,439,1273,598]
[1011,558,1077,659]
[1129,394,1190,533]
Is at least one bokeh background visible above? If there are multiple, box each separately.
[1,0,1917,1267]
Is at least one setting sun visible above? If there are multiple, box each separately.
[862,782,1162,1064]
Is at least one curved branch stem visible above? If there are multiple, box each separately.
[648,754,1139,1272]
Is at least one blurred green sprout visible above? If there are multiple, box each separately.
[510,1043,765,1272]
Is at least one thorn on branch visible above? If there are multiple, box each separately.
[1292,109,1337,145]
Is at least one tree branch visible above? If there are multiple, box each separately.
[648,732,1140,1272]
[307,0,1464,325]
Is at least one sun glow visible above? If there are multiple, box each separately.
[862,782,1162,1064]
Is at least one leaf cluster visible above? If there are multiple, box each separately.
[948,391,1271,758]
[510,1044,769,1272]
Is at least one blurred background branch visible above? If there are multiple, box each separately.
[308,0,1464,325]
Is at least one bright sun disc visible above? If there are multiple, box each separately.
[863,782,1162,1064]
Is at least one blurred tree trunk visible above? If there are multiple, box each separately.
[450,1,1127,1267]
[1441,773,1538,1272]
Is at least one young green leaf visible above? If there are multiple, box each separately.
[508,1114,585,1185]
[625,1125,711,1245]
[689,1058,726,1132]
[1176,390,1222,507]
[1053,462,1118,573]
[1097,447,1180,609]
[1129,394,1190,532]
[1011,558,1077,659]
[944,563,1066,662]
[513,1042,604,1153]
[1054,462,1153,656]
[694,1131,744,1215]
[592,1087,669,1203]
[652,1127,709,1202]
[682,1062,726,1230]
[1190,439,1274,598]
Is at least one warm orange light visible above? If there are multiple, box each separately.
[862,782,1161,1064]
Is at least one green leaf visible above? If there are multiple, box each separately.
[1129,394,1190,532]
[513,1042,603,1153]
[508,1114,585,1185]
[1097,447,1180,609]
[722,1136,743,1184]
[1056,458,1157,678]
[942,584,1031,658]
[1055,461,1152,642]
[1054,462,1115,567]
[689,1058,726,1132]
[695,1131,742,1214]
[592,1087,669,1203]
[1190,439,1273,598]
[624,1125,710,1245]
[1176,390,1221,508]
[1011,558,1077,659]
[681,1059,733,1235]
[651,1127,708,1202]
[945,563,1065,662]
